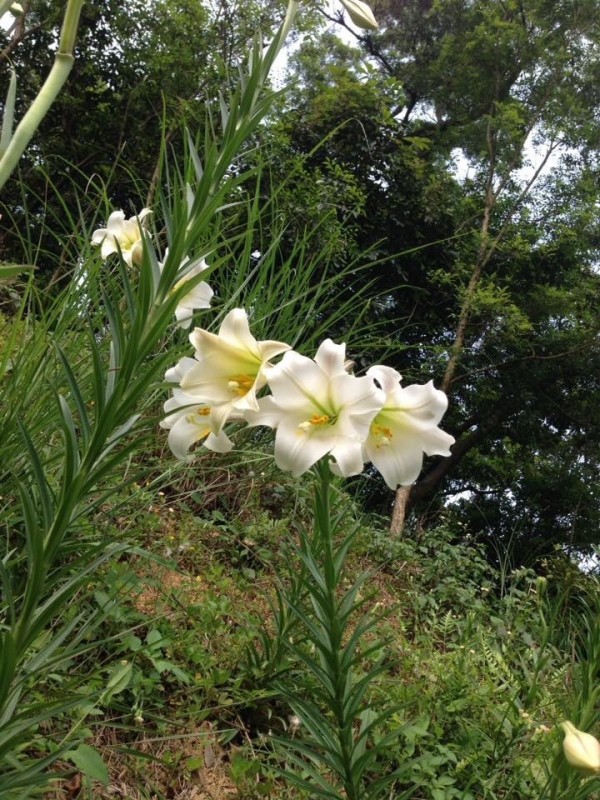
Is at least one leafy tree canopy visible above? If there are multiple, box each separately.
[266,0,600,562]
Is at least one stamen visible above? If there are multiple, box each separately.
[371,423,393,448]
[297,413,335,434]
[227,373,255,396]
[309,413,331,426]
[184,409,212,441]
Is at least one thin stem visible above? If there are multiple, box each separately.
[313,461,361,799]
[0,0,84,191]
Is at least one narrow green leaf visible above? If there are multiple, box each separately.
[0,631,17,715]
[186,129,203,180]
[272,761,341,800]
[24,612,87,673]
[17,420,54,530]
[0,746,73,792]
[0,262,35,280]
[0,553,16,627]
[270,739,343,797]
[55,347,91,444]
[0,695,85,759]
[219,90,229,131]
[58,394,81,486]
[18,543,130,653]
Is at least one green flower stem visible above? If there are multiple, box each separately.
[0,68,17,158]
[312,460,362,800]
[0,0,84,192]
[58,0,83,52]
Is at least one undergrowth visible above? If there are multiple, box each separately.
[29,469,599,800]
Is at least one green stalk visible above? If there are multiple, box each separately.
[313,460,362,800]
[0,0,84,191]
[0,68,17,158]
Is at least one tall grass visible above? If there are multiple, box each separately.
[0,8,309,792]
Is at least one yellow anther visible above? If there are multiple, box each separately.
[297,413,334,435]
[371,423,393,448]
[186,408,211,424]
[185,411,211,440]
[227,373,254,396]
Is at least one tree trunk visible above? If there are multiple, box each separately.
[387,95,560,536]
[390,485,411,536]
[389,120,498,536]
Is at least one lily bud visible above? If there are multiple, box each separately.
[339,0,378,30]
[561,722,600,773]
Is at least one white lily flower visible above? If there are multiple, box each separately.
[160,389,236,460]
[561,722,600,773]
[364,365,454,490]
[160,250,214,328]
[248,339,384,478]
[339,0,378,30]
[179,308,290,434]
[91,208,151,266]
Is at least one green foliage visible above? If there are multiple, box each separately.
[266,464,408,800]
[1,1,600,798]
[268,0,600,557]
[0,9,308,788]
[0,0,287,277]
[232,485,600,800]
[5,0,599,559]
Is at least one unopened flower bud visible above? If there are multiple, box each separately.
[561,722,600,773]
[339,0,378,30]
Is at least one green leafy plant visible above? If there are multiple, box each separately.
[0,3,303,790]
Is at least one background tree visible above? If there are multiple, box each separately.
[0,0,287,280]
[266,0,600,562]
[2,0,599,565]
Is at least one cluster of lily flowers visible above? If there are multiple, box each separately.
[159,308,454,488]
[91,209,454,488]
